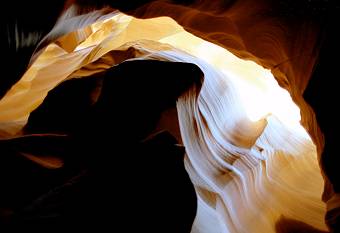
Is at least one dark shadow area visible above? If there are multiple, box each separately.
[303,2,340,232]
[0,60,202,232]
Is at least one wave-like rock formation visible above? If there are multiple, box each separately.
[0,4,334,232]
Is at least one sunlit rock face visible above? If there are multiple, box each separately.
[0,1,338,232]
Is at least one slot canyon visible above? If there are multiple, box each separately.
[0,1,339,232]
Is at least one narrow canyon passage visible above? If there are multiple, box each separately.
[0,1,338,232]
